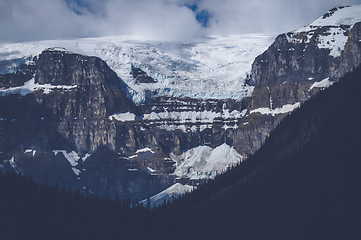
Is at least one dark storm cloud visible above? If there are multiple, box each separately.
[0,0,360,42]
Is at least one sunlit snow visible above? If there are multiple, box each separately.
[0,78,77,96]
[24,149,36,156]
[250,102,300,117]
[0,34,274,102]
[143,109,247,123]
[290,5,361,58]
[109,112,136,121]
[309,77,334,90]
[172,143,244,179]
[136,147,155,154]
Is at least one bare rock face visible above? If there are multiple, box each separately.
[131,65,157,83]
[335,22,361,78]
[249,17,361,108]
[250,32,330,86]
[244,18,361,162]
[250,23,361,88]
[32,50,135,154]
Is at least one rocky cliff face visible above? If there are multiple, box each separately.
[0,49,271,199]
[250,6,361,109]
[1,6,360,201]
[0,50,175,199]
[336,22,361,77]
[35,50,136,153]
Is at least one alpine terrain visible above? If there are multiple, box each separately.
[0,5,361,202]
[1,40,360,240]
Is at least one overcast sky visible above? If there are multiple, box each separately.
[1,0,360,42]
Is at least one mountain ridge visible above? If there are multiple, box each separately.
[0,5,360,200]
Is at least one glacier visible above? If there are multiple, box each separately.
[0,34,274,103]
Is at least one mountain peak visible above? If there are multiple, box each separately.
[295,5,361,33]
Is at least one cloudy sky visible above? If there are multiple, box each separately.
[1,0,360,42]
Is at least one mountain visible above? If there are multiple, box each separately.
[1,58,360,240]
[163,62,361,240]
[0,5,361,200]
[0,35,274,102]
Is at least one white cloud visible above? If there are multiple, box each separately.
[0,0,360,42]
[200,0,361,35]
[101,0,204,40]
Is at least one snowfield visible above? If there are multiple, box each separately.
[0,34,274,103]
[172,143,244,179]
[288,5,361,58]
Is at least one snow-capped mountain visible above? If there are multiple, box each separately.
[0,5,360,201]
[0,34,274,103]
[290,5,361,57]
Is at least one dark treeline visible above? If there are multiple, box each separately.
[0,171,154,240]
[1,66,361,240]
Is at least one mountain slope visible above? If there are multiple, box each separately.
[1,62,360,240]
[162,65,361,240]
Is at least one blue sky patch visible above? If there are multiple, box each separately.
[184,1,212,27]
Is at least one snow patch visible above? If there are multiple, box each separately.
[309,77,334,90]
[0,79,77,96]
[250,102,300,117]
[316,27,348,57]
[72,168,81,176]
[143,109,247,123]
[109,112,136,122]
[128,168,138,172]
[53,150,86,176]
[289,5,361,58]
[158,123,214,132]
[24,149,36,156]
[140,183,194,207]
[53,150,80,167]
[173,143,244,179]
[82,153,91,162]
[146,167,158,175]
[142,108,246,132]
[222,124,238,130]
[9,157,16,168]
[136,147,155,154]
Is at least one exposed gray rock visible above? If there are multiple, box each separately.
[334,22,361,78]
